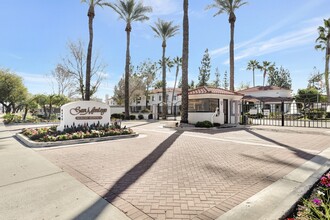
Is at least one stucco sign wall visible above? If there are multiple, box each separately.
[58,101,110,131]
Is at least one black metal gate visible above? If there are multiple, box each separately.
[240,101,330,128]
[157,103,181,120]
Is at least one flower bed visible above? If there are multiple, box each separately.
[22,123,134,142]
[287,170,330,220]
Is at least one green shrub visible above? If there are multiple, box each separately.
[3,114,23,124]
[213,123,221,127]
[195,120,213,128]
[141,109,150,113]
[111,113,125,120]
[138,114,144,120]
[307,109,326,120]
[148,114,153,119]
[129,115,136,120]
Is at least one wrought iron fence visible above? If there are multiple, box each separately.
[240,101,330,128]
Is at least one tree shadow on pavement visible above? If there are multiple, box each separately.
[244,129,328,164]
[74,130,184,219]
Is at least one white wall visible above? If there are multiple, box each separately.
[189,112,222,124]
[110,106,124,115]
[244,89,291,98]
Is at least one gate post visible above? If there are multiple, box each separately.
[281,100,285,126]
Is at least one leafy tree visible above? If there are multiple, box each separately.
[197,48,211,87]
[207,0,247,91]
[236,81,250,90]
[22,95,38,121]
[153,80,164,89]
[137,59,159,108]
[258,61,275,86]
[223,71,229,89]
[0,68,28,113]
[212,67,221,88]
[246,60,259,87]
[315,18,330,102]
[295,87,326,103]
[267,66,292,89]
[181,0,189,123]
[151,19,180,119]
[113,66,144,105]
[34,94,48,117]
[48,94,70,119]
[81,0,108,100]
[106,0,152,119]
[189,80,195,89]
[58,40,106,100]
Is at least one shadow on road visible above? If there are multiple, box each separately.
[244,129,328,164]
[73,130,183,219]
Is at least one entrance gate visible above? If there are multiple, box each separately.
[240,101,330,128]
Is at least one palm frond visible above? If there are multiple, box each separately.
[206,0,246,17]
[106,0,152,23]
[151,19,180,41]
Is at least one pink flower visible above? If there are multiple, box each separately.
[312,198,322,206]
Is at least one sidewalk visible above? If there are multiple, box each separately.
[0,121,129,220]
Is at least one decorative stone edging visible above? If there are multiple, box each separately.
[16,132,139,148]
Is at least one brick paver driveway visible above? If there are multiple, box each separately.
[36,122,330,220]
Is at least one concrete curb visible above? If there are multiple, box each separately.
[16,132,139,148]
[216,146,330,220]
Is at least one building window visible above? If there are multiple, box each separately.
[152,96,155,101]
[136,97,141,104]
[173,95,177,101]
[159,96,162,101]
[188,99,219,112]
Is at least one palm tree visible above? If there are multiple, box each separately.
[315,18,330,102]
[246,60,259,87]
[81,0,108,100]
[106,0,152,119]
[151,19,180,119]
[207,0,247,92]
[181,0,189,124]
[258,61,275,86]
[171,57,182,114]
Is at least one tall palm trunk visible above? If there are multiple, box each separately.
[181,0,189,123]
[263,70,266,86]
[253,68,255,87]
[325,37,330,102]
[171,65,179,115]
[229,13,236,92]
[85,6,94,100]
[162,41,167,119]
[125,24,131,119]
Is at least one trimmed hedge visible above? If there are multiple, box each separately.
[195,120,213,128]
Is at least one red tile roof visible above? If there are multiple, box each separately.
[187,87,243,96]
[238,86,290,93]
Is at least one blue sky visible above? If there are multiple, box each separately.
[1,0,329,100]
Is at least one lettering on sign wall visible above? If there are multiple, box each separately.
[58,101,111,131]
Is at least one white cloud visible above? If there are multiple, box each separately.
[9,53,23,60]
[143,0,180,16]
[230,25,316,63]
[18,72,50,84]
[209,46,228,57]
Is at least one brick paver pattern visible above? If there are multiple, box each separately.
[37,122,330,220]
